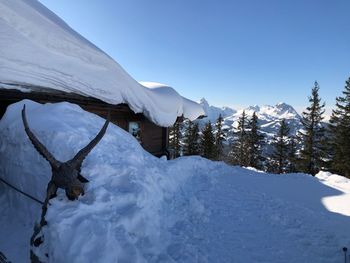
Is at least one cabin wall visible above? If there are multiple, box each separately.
[142,121,165,155]
[79,104,167,156]
[0,89,168,157]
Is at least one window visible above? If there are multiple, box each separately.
[128,121,142,142]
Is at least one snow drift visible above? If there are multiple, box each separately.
[1,100,350,263]
[0,0,204,127]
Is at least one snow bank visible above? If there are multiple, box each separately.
[0,0,204,127]
[1,101,350,263]
[316,171,350,216]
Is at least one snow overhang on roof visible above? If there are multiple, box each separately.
[0,0,204,127]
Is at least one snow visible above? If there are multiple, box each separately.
[1,100,350,262]
[199,99,301,127]
[228,102,301,129]
[0,0,204,127]
[316,172,350,216]
[198,98,236,124]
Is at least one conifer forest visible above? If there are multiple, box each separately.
[169,77,350,178]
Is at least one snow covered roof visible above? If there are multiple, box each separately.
[0,0,204,127]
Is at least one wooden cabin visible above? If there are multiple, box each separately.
[0,87,169,157]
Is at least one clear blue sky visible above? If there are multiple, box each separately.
[39,0,349,113]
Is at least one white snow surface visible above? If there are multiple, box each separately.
[0,0,204,127]
[1,100,350,263]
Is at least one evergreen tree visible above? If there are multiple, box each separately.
[200,121,216,159]
[169,119,182,158]
[287,136,298,173]
[246,112,264,169]
[183,120,193,156]
[183,120,200,156]
[229,111,248,166]
[214,114,226,160]
[328,77,350,178]
[270,119,290,174]
[192,122,201,155]
[299,81,326,175]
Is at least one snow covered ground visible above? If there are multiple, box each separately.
[1,100,350,263]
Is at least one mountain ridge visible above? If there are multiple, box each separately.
[197,98,302,147]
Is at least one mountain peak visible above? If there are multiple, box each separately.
[246,105,260,112]
[274,102,299,116]
[197,98,235,122]
[199,97,210,107]
[276,102,290,109]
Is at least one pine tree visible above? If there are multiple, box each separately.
[183,120,200,156]
[299,81,326,175]
[200,121,216,159]
[192,122,201,155]
[183,120,193,156]
[214,114,226,160]
[287,136,298,173]
[270,119,290,174]
[328,77,350,178]
[246,112,264,169]
[229,111,248,166]
[169,119,182,158]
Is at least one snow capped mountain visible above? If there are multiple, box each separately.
[244,102,300,121]
[198,98,236,123]
[198,99,302,143]
[237,102,301,137]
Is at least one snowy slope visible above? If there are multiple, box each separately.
[1,100,350,263]
[0,0,204,127]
